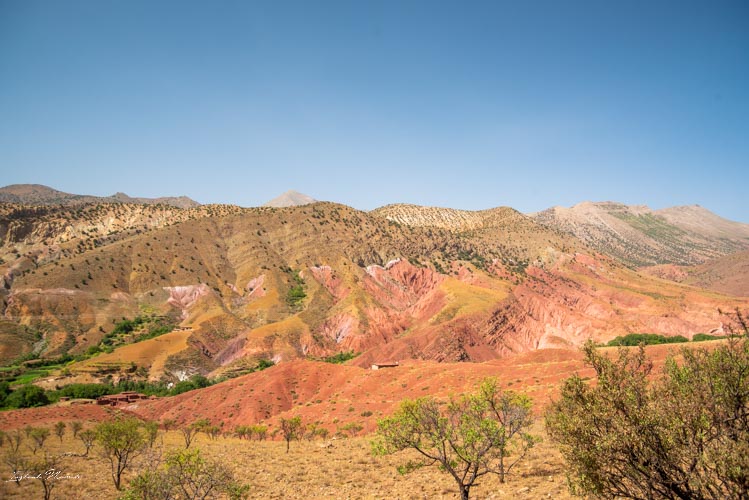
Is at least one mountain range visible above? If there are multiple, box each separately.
[0,184,200,209]
[1,184,748,381]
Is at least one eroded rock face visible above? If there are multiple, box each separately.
[363,259,445,311]
[246,274,266,297]
[309,266,348,301]
[164,284,210,319]
[317,313,358,344]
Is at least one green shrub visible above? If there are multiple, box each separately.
[321,351,359,364]
[3,385,49,408]
[692,333,726,342]
[546,337,749,499]
[606,333,688,346]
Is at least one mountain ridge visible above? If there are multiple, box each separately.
[0,184,200,209]
[529,201,749,267]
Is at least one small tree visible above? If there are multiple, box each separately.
[181,423,200,449]
[235,425,249,440]
[305,422,320,441]
[29,427,51,455]
[96,416,146,490]
[30,452,61,500]
[205,425,221,440]
[71,421,83,438]
[280,416,303,453]
[546,333,749,499]
[373,378,536,500]
[143,421,159,448]
[160,418,176,432]
[339,422,363,438]
[79,429,96,457]
[54,421,66,443]
[121,448,249,500]
[4,450,30,486]
[4,385,49,409]
[250,424,267,441]
[8,429,23,453]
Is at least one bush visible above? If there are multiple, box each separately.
[546,337,749,499]
[606,333,688,346]
[321,351,359,364]
[285,270,306,308]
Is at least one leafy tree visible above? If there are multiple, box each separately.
[373,378,537,500]
[7,429,23,453]
[4,385,49,408]
[339,422,363,438]
[0,381,10,406]
[143,421,159,448]
[79,429,96,457]
[546,334,749,499]
[181,422,200,449]
[305,422,320,441]
[71,420,83,438]
[234,425,250,440]
[54,421,66,443]
[4,449,29,486]
[204,425,221,440]
[30,452,61,500]
[160,418,177,432]
[280,416,303,453]
[96,416,146,490]
[250,424,267,441]
[28,427,51,455]
[121,448,249,500]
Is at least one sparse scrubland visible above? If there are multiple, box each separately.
[0,416,572,499]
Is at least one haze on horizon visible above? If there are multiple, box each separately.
[1,1,747,222]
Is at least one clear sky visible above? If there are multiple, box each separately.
[1,0,747,221]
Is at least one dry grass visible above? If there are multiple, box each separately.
[0,422,570,499]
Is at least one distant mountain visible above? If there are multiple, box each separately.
[644,250,749,297]
[263,190,317,207]
[0,184,199,209]
[530,201,749,267]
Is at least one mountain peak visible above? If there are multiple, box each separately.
[263,190,317,208]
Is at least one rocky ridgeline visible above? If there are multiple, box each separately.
[531,201,749,267]
[370,204,488,230]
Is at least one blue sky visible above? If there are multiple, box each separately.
[1,0,747,221]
